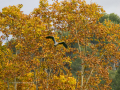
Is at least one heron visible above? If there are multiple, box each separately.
[46,36,67,48]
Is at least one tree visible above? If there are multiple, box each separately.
[111,66,120,90]
[0,0,120,89]
[99,13,109,23]
[109,13,120,24]
[99,12,120,24]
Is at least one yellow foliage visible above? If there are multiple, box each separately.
[52,75,76,89]
[67,77,76,85]
[0,0,117,89]
[15,43,22,49]
[60,75,66,83]
[27,72,34,77]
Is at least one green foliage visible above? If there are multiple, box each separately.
[99,13,120,24]
[111,66,120,90]
[109,13,120,24]
[108,69,117,79]
[71,55,81,78]
[99,13,109,23]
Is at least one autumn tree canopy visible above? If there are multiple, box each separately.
[0,0,120,89]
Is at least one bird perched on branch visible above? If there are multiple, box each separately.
[46,36,67,48]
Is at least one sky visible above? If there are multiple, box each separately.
[0,0,120,16]
[0,0,120,45]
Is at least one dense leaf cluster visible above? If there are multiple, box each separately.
[0,0,120,89]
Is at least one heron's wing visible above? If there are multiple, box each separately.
[58,42,67,48]
[46,36,56,43]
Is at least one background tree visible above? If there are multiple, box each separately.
[99,13,109,23]
[99,12,120,24]
[111,66,120,90]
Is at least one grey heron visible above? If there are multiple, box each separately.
[46,36,67,48]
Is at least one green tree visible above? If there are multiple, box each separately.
[111,66,120,90]
[99,13,120,24]
[109,13,120,24]
[99,13,109,23]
